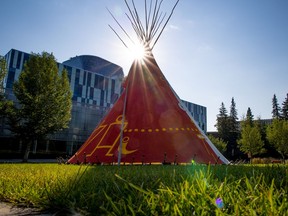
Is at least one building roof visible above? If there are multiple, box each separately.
[63,55,124,77]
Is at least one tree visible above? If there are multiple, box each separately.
[272,94,281,119]
[228,97,240,157]
[0,56,11,117]
[282,93,288,120]
[238,123,265,160]
[215,101,239,159]
[245,107,254,127]
[208,134,227,155]
[8,52,72,162]
[0,56,6,95]
[215,102,230,141]
[266,119,288,159]
[238,108,264,160]
[229,97,238,132]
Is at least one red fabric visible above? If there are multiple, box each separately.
[68,54,226,164]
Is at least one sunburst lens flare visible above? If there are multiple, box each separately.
[130,42,147,60]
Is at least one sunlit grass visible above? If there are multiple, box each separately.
[0,164,287,215]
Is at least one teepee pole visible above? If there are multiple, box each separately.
[117,80,129,165]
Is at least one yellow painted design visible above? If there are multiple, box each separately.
[148,129,153,132]
[119,137,137,154]
[83,115,137,157]
[197,134,205,139]
[134,129,139,132]
[141,129,145,132]
[155,129,159,132]
[162,128,167,131]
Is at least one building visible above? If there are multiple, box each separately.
[1,48,207,156]
[182,100,207,132]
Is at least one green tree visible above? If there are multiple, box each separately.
[228,97,240,158]
[8,52,72,162]
[229,97,238,131]
[266,119,288,159]
[272,94,281,119]
[238,108,264,160]
[238,124,265,160]
[0,56,11,117]
[244,107,254,127]
[215,102,230,141]
[215,99,240,159]
[0,56,6,94]
[282,93,288,120]
[208,134,227,155]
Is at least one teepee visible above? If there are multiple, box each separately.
[68,0,229,165]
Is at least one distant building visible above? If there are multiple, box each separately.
[181,100,207,132]
[1,48,207,156]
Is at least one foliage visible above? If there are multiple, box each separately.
[208,134,227,154]
[238,114,265,159]
[266,119,288,159]
[272,94,281,119]
[282,94,288,120]
[0,56,6,95]
[215,99,240,159]
[228,98,240,158]
[245,107,254,127]
[229,97,238,132]
[0,164,287,215]
[7,52,72,161]
[0,56,10,117]
[215,102,230,141]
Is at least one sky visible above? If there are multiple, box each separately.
[1,0,287,131]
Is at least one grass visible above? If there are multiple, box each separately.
[0,164,287,215]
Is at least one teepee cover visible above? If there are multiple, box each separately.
[68,0,229,165]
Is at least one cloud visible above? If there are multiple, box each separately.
[169,24,180,30]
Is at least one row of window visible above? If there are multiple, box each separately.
[5,49,121,108]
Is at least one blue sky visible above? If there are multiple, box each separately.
[1,0,287,131]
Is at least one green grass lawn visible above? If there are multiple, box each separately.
[0,163,287,215]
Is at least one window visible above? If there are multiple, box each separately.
[16,52,22,69]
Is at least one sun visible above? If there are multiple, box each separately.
[130,42,147,60]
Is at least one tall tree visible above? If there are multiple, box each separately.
[226,97,240,159]
[282,93,288,120]
[266,119,288,159]
[0,56,11,117]
[272,94,281,119]
[245,107,254,127]
[229,97,238,132]
[8,52,72,162]
[215,102,230,142]
[0,56,6,95]
[238,120,265,160]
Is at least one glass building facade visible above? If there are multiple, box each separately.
[1,49,207,156]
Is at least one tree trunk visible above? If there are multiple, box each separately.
[23,141,32,162]
[18,139,22,152]
[33,139,37,154]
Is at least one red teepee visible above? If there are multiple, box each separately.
[68,0,229,165]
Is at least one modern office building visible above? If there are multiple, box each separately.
[1,48,207,156]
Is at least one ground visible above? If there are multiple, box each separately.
[0,202,51,216]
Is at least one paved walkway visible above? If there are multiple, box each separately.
[0,202,52,216]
